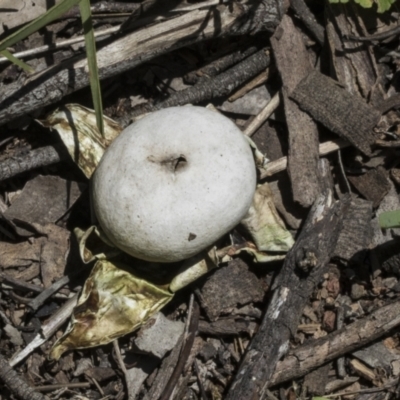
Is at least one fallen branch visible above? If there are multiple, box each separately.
[130,49,271,120]
[289,0,325,45]
[226,161,350,399]
[270,297,400,386]
[0,145,68,182]
[0,354,49,400]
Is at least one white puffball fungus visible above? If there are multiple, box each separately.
[92,106,256,262]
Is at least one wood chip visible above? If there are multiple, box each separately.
[270,15,320,207]
[348,168,391,208]
[333,198,373,262]
[200,258,264,321]
[291,70,381,156]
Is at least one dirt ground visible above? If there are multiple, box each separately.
[1,1,400,399]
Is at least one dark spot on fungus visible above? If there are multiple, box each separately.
[188,233,197,241]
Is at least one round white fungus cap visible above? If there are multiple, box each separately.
[92,106,257,263]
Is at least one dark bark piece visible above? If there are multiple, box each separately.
[375,238,400,276]
[226,188,350,398]
[0,2,285,127]
[348,169,391,208]
[289,0,325,45]
[200,258,264,321]
[0,354,49,400]
[353,342,400,370]
[333,198,373,263]
[228,0,286,36]
[0,145,68,182]
[326,3,379,100]
[184,45,259,84]
[291,70,381,156]
[270,15,320,207]
[303,363,331,396]
[270,298,400,386]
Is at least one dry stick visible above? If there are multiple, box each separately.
[0,273,46,294]
[335,305,346,379]
[185,45,259,84]
[0,26,120,64]
[262,139,349,178]
[243,92,280,136]
[131,49,271,119]
[0,2,284,126]
[225,166,350,399]
[289,0,325,45]
[0,354,49,400]
[158,301,200,400]
[9,294,78,367]
[28,275,73,312]
[345,25,400,42]
[28,264,89,311]
[270,298,400,386]
[34,382,91,392]
[0,145,68,182]
[229,69,269,101]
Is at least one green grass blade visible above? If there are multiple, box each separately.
[379,210,400,229]
[0,0,81,52]
[79,0,104,136]
[0,50,34,73]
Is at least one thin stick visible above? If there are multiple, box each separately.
[289,0,325,45]
[113,340,128,375]
[194,359,208,400]
[324,377,399,398]
[0,26,120,64]
[34,382,91,392]
[159,301,200,400]
[228,69,269,102]
[243,92,280,137]
[261,139,350,178]
[345,25,400,42]
[0,354,49,400]
[9,294,78,367]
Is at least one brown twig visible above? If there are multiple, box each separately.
[345,25,400,42]
[158,301,200,400]
[289,0,325,45]
[0,354,49,400]
[28,267,87,311]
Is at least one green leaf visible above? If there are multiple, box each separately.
[0,50,34,73]
[312,397,330,400]
[379,210,400,229]
[354,0,373,7]
[79,0,104,136]
[328,0,396,11]
[376,0,396,12]
[0,0,82,52]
